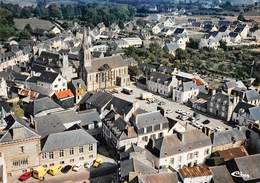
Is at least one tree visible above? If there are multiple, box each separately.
[175,49,188,60]
[24,24,33,34]
[128,65,140,76]
[187,38,199,49]
[238,12,246,21]
[49,4,62,19]
[219,40,228,51]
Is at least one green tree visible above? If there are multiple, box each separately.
[175,49,188,60]
[128,65,140,76]
[187,38,199,49]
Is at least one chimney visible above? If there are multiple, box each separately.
[127,126,135,137]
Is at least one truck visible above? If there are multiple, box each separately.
[32,166,47,180]
[140,92,153,100]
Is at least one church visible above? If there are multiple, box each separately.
[79,27,130,92]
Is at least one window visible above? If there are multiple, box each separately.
[42,153,47,159]
[70,159,74,163]
[147,126,152,133]
[49,163,54,167]
[20,146,24,153]
[170,158,174,164]
[79,146,84,153]
[54,85,58,88]
[49,152,54,159]
[79,157,84,160]
[70,148,74,155]
[13,158,28,166]
[89,144,93,151]
[194,151,199,158]
[60,161,65,164]
[60,150,64,157]
[89,154,94,158]
[205,148,210,155]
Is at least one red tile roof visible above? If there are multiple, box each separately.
[179,164,212,178]
[55,89,74,100]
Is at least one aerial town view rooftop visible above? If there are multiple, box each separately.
[0,0,260,182]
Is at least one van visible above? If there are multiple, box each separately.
[93,157,103,168]
[33,166,47,180]
[48,164,62,176]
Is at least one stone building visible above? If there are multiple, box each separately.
[80,27,130,91]
[0,115,41,176]
[40,129,97,168]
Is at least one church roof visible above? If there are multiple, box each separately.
[86,55,127,73]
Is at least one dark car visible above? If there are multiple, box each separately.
[18,172,31,181]
[202,120,210,125]
[61,165,72,174]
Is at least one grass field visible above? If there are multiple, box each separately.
[14,18,54,31]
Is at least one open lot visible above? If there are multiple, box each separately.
[113,84,232,132]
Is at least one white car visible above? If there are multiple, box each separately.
[72,163,83,172]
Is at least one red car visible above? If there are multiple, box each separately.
[18,172,31,181]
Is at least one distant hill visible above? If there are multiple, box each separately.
[0,0,37,7]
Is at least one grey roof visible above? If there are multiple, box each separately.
[24,97,62,116]
[41,128,97,152]
[34,109,101,137]
[210,165,234,183]
[107,97,133,116]
[234,154,260,181]
[148,72,173,86]
[37,71,59,83]
[174,28,185,35]
[181,81,198,92]
[147,130,211,158]
[134,111,168,130]
[244,90,260,102]
[212,129,246,147]
[229,32,239,38]
[70,78,86,89]
[233,101,254,114]
[249,106,260,121]
[120,158,157,179]
[224,80,237,89]
[86,55,127,73]
[0,115,40,143]
[164,43,179,52]
[85,91,113,111]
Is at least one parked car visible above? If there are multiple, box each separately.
[176,109,183,114]
[72,163,83,172]
[84,162,93,169]
[93,157,103,168]
[61,165,72,174]
[48,164,62,176]
[158,101,166,105]
[18,172,31,181]
[32,166,47,181]
[122,87,133,95]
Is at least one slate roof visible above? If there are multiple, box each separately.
[181,81,198,92]
[234,154,260,181]
[133,111,168,130]
[0,100,11,113]
[210,165,234,183]
[37,71,59,83]
[164,43,179,53]
[120,158,157,179]
[107,97,133,116]
[0,115,40,143]
[85,91,113,110]
[174,28,185,35]
[233,101,254,114]
[148,72,173,86]
[229,32,239,38]
[24,97,62,116]
[34,109,101,137]
[219,26,229,32]
[147,130,211,158]
[249,106,260,121]
[71,78,86,89]
[86,55,127,73]
[212,129,246,147]
[41,128,97,152]
[244,90,260,102]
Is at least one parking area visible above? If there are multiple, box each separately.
[112,85,232,132]
[8,154,116,183]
